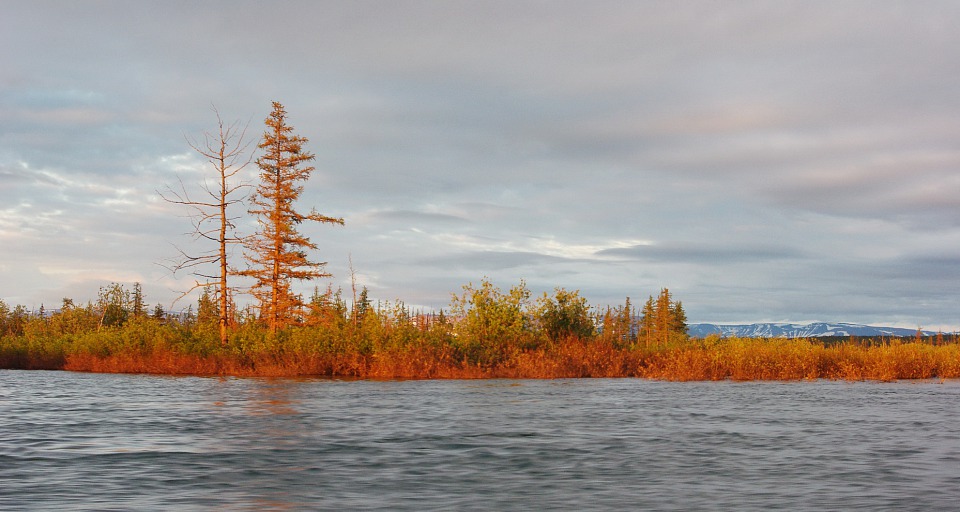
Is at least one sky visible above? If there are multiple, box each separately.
[3,1,960,330]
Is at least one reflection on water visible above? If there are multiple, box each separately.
[2,371,959,510]
[247,379,302,415]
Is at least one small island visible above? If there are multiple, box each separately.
[2,280,956,381]
[3,103,957,382]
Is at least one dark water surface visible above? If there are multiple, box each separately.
[2,370,959,510]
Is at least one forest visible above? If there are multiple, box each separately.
[3,102,958,381]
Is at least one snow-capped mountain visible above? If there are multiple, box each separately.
[687,322,935,338]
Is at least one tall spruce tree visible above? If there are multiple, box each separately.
[242,102,344,332]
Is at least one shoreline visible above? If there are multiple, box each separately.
[4,337,958,382]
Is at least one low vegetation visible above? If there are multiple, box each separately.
[2,282,957,381]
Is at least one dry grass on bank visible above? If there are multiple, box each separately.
[635,337,960,381]
[35,337,960,382]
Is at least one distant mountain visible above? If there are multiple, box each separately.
[687,322,936,338]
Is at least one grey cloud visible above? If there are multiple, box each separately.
[419,250,569,272]
[0,163,57,187]
[4,1,960,330]
[598,243,803,265]
[842,254,960,291]
[765,163,960,228]
[364,210,469,226]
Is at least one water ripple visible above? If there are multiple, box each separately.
[2,371,959,510]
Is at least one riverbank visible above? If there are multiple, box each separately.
[4,283,957,381]
[4,336,959,381]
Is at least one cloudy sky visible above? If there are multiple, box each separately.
[3,1,960,329]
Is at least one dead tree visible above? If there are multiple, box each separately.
[160,106,251,346]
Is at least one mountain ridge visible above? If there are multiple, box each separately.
[687,322,936,338]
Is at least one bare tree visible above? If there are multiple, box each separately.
[349,254,359,329]
[160,106,252,346]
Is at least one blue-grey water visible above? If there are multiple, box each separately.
[2,370,959,511]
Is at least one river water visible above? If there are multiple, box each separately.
[1,370,958,510]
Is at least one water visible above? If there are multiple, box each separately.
[2,371,959,511]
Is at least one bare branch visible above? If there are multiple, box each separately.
[159,105,253,346]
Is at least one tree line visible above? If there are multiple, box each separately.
[4,281,960,381]
[0,280,687,347]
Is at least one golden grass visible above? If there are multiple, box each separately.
[636,338,960,382]
[14,337,958,381]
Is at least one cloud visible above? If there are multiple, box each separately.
[597,242,803,265]
[765,155,960,227]
[2,1,960,331]
[419,250,568,272]
[361,209,469,227]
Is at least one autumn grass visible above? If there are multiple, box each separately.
[3,335,953,381]
[636,337,960,381]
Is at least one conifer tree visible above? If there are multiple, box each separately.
[670,300,688,336]
[152,304,166,323]
[638,289,688,345]
[618,296,635,346]
[132,282,146,318]
[639,296,656,346]
[354,287,372,326]
[242,102,344,332]
[197,286,218,327]
[654,288,673,343]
